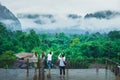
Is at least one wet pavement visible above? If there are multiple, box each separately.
[0,69,120,80]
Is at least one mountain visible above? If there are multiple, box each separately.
[84,10,120,19]
[0,4,21,31]
[68,14,81,19]
[17,14,56,25]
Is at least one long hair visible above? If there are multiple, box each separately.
[35,52,37,57]
[42,52,45,58]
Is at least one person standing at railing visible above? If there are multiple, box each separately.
[32,52,38,70]
[41,51,46,80]
[58,53,66,78]
[47,51,53,69]
[47,51,53,78]
[41,51,46,67]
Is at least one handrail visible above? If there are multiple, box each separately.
[105,58,120,76]
[105,58,120,65]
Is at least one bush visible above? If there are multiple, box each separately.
[0,50,17,68]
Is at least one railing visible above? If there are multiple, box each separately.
[53,58,120,76]
[0,58,45,80]
[27,58,45,80]
[52,58,106,69]
[0,58,120,79]
[105,58,120,76]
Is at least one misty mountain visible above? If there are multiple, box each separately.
[84,10,120,19]
[17,13,56,25]
[16,10,120,34]
[17,13,82,31]
[17,14,54,19]
[0,4,21,31]
[68,14,81,19]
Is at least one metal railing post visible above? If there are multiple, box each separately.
[105,59,108,70]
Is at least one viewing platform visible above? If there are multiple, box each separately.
[0,69,120,80]
[0,58,120,80]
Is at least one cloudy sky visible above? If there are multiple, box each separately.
[0,0,120,16]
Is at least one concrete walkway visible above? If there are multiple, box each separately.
[0,69,119,80]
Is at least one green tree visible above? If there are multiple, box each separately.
[108,30,120,40]
[0,51,17,68]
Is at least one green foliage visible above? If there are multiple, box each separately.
[0,51,17,68]
[108,30,120,40]
[0,24,120,68]
[32,47,42,54]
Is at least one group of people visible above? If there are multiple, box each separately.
[32,51,66,77]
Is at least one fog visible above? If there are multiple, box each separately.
[0,0,120,16]
[0,0,120,33]
[19,14,120,33]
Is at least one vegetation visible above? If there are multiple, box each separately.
[0,23,120,68]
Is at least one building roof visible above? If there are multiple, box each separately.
[15,52,34,58]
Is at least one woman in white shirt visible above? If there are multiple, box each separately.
[58,53,66,77]
[47,51,53,69]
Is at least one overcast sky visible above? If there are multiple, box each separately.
[0,0,120,16]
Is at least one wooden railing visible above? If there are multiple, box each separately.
[0,58,120,79]
[53,58,120,76]
[105,58,120,76]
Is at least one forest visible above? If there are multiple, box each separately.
[0,23,120,68]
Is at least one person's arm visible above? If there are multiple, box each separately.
[52,51,53,55]
[58,53,61,59]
